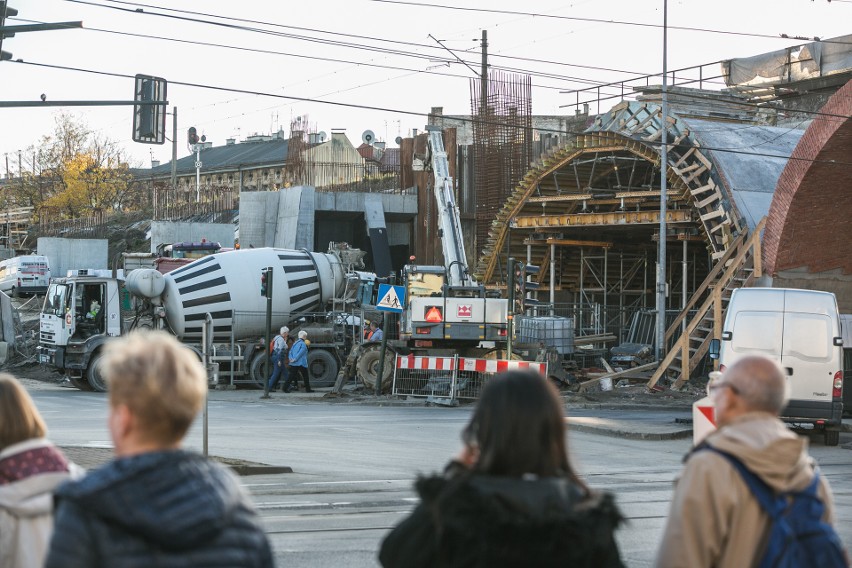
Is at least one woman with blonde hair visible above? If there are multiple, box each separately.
[0,374,82,568]
[380,370,625,567]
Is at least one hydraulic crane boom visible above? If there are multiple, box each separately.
[424,126,475,288]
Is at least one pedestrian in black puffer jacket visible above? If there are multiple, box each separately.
[45,331,273,568]
[379,370,625,568]
[47,450,272,567]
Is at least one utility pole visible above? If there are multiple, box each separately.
[480,30,488,121]
[195,145,201,203]
[655,0,669,362]
[171,106,177,192]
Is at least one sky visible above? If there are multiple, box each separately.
[1,0,850,171]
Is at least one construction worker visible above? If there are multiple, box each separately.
[367,320,383,342]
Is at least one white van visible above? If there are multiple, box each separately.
[709,287,844,446]
[0,255,51,297]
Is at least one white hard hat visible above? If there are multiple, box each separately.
[280,326,290,334]
[298,330,308,339]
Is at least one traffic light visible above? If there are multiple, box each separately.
[260,267,273,299]
[514,263,541,313]
[187,126,199,145]
[132,74,167,145]
[512,261,524,314]
[0,1,19,61]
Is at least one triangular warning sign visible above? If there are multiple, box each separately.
[424,306,443,323]
[377,286,402,310]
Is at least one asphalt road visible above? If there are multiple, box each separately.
[28,385,852,568]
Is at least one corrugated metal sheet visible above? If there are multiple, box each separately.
[683,118,805,230]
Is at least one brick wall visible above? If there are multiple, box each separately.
[763,79,852,275]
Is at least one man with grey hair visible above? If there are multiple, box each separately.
[657,355,845,567]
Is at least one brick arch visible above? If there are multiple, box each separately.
[763,79,852,275]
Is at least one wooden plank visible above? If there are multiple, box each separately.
[690,182,716,196]
[696,191,722,209]
[580,362,658,390]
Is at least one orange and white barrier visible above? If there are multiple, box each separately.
[396,355,456,371]
[393,354,548,401]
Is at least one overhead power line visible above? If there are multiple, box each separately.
[10,59,852,169]
[368,0,852,46]
[79,0,655,77]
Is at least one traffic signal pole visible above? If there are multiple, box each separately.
[507,257,515,357]
[261,267,273,398]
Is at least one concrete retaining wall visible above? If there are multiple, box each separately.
[38,238,108,278]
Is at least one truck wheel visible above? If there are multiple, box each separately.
[69,375,93,391]
[249,352,271,390]
[824,428,840,447]
[308,349,338,387]
[11,286,18,299]
[357,348,394,393]
[86,353,108,392]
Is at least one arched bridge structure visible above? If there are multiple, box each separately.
[763,80,852,311]
[473,99,803,341]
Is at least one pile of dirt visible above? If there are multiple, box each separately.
[564,383,704,408]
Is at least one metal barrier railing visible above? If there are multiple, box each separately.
[392,354,548,402]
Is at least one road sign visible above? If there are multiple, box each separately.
[195,161,202,168]
[376,283,405,313]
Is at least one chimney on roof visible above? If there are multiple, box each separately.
[151,159,160,168]
[226,138,236,146]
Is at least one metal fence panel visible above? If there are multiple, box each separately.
[393,354,547,401]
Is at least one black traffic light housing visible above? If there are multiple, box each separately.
[187,126,199,146]
[260,267,273,299]
[0,1,19,61]
[513,262,541,313]
[132,74,167,144]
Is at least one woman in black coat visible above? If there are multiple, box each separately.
[379,370,625,568]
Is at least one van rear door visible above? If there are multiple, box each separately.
[780,289,838,409]
[728,288,784,365]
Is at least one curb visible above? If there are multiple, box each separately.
[567,422,693,441]
[229,465,293,476]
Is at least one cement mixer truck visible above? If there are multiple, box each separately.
[37,247,364,392]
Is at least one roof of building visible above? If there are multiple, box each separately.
[147,139,290,177]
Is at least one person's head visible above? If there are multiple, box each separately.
[0,373,47,452]
[298,330,308,340]
[100,330,207,456]
[461,370,583,485]
[280,326,289,337]
[711,355,788,427]
[370,321,379,330]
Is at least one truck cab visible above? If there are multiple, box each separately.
[39,275,124,391]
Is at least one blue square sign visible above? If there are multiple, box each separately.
[376,283,405,313]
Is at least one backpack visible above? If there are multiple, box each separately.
[703,446,847,568]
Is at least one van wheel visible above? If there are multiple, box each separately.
[11,286,18,298]
[824,429,840,447]
[86,353,108,392]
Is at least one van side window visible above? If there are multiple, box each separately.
[732,312,783,356]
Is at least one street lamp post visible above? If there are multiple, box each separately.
[655,0,669,363]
